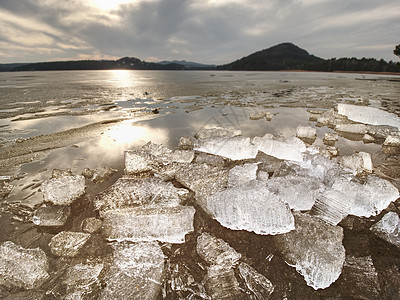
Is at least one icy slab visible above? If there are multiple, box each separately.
[82,166,117,183]
[0,241,49,290]
[228,163,258,187]
[195,137,258,161]
[32,205,70,227]
[266,175,322,211]
[64,263,103,296]
[341,256,380,299]
[253,136,306,162]
[275,212,345,290]
[49,231,91,257]
[100,242,165,300]
[141,141,194,164]
[323,132,338,145]
[249,111,266,120]
[196,233,241,268]
[175,163,228,201]
[205,183,295,235]
[337,103,400,130]
[142,141,172,158]
[203,265,246,300]
[124,150,155,174]
[238,262,274,299]
[170,150,195,163]
[339,151,373,174]
[94,177,187,216]
[384,135,400,146]
[102,206,195,243]
[311,189,351,225]
[335,124,369,135]
[370,212,400,248]
[179,136,193,150]
[41,174,85,205]
[296,126,316,144]
[346,176,399,218]
[81,217,102,234]
[195,127,241,139]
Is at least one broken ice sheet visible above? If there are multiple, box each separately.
[94,177,188,216]
[196,233,241,268]
[100,242,165,300]
[102,206,195,243]
[275,212,345,290]
[0,241,49,290]
[41,173,85,205]
[195,137,258,161]
[370,212,400,248]
[49,231,91,257]
[266,174,323,211]
[194,127,242,139]
[204,183,295,235]
[337,103,400,130]
[253,136,306,162]
[228,163,258,187]
[296,126,316,144]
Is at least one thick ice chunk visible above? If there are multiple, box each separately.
[0,241,49,289]
[205,183,295,235]
[100,242,164,300]
[175,163,228,201]
[266,175,322,211]
[249,111,266,120]
[142,141,194,163]
[170,150,195,163]
[339,152,373,174]
[323,132,338,145]
[124,150,155,174]
[337,103,400,130]
[102,206,195,243]
[296,126,316,144]
[82,166,117,183]
[195,137,258,161]
[94,177,187,216]
[311,189,351,225]
[335,124,369,135]
[196,233,241,268]
[179,136,193,150]
[194,152,226,166]
[41,174,85,205]
[203,265,246,300]
[370,212,400,248]
[195,127,241,139]
[81,217,102,234]
[253,136,306,162]
[64,263,103,295]
[32,205,70,227]
[384,135,400,146]
[238,262,274,299]
[275,212,345,290]
[49,231,91,257]
[228,163,258,187]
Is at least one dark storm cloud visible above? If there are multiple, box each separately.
[0,0,399,63]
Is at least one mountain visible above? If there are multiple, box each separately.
[217,42,323,71]
[158,60,216,69]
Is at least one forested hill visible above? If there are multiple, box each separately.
[218,43,400,73]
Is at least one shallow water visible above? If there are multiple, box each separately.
[1,70,400,299]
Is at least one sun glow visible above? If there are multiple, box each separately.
[88,0,133,11]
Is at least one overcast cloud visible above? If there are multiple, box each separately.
[0,0,399,64]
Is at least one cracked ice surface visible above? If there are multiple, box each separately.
[0,241,49,289]
[102,206,195,243]
[275,212,345,290]
[100,242,165,300]
[195,137,258,160]
[41,174,85,205]
[370,212,400,248]
[94,177,188,216]
[337,103,400,130]
[204,183,295,235]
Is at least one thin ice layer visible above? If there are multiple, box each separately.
[195,137,258,161]
[102,206,195,243]
[275,212,345,290]
[204,183,295,235]
[41,174,85,205]
[94,177,187,216]
[337,103,400,130]
[100,242,165,300]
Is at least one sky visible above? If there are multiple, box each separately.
[0,0,399,64]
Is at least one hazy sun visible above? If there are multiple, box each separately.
[88,0,133,11]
